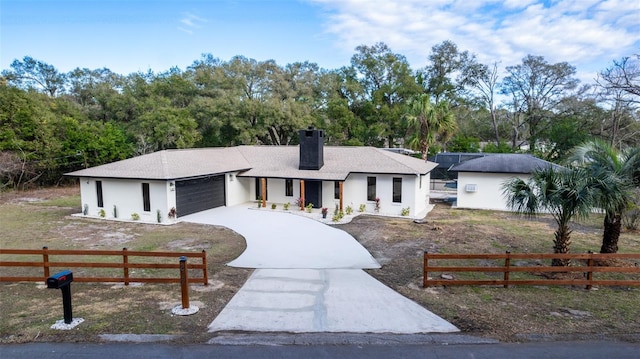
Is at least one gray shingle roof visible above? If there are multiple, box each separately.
[66,148,252,180]
[449,154,560,174]
[66,146,437,181]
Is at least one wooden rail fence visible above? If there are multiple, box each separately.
[423,251,640,289]
[0,246,208,285]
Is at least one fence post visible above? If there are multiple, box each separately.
[423,251,429,288]
[504,251,511,288]
[123,247,129,286]
[42,246,50,280]
[201,250,208,285]
[179,256,190,309]
[586,251,593,290]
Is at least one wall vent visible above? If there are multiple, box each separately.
[465,184,477,192]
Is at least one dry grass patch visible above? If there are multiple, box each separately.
[339,204,640,342]
[1,186,250,344]
[1,187,639,344]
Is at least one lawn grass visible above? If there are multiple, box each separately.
[1,188,639,344]
[0,187,250,344]
[343,204,640,342]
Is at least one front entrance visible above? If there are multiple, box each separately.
[304,180,322,208]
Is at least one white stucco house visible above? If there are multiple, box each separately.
[66,128,438,223]
[449,154,559,211]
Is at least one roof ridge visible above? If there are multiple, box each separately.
[375,148,421,174]
[235,146,255,167]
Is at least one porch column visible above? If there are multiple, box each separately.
[261,178,267,207]
[339,181,344,212]
[300,180,305,210]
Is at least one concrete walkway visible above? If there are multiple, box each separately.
[182,205,458,334]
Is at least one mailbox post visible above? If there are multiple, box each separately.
[47,270,74,324]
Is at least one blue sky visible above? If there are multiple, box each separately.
[1,0,639,85]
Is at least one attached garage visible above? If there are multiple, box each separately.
[176,175,225,216]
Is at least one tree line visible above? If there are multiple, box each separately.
[1,41,639,189]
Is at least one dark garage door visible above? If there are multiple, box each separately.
[176,175,225,216]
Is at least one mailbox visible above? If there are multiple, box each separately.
[47,270,73,289]
[46,270,75,325]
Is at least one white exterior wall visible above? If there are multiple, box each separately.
[226,172,251,206]
[342,173,423,216]
[247,178,298,206]
[265,179,291,205]
[79,177,170,223]
[321,181,340,211]
[78,170,434,223]
[411,173,431,216]
[245,175,425,216]
[455,172,530,211]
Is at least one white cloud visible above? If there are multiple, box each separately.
[308,0,640,84]
[178,12,207,35]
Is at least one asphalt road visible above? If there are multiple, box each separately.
[2,341,639,359]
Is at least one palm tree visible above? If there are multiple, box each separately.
[404,94,457,160]
[502,166,595,266]
[569,140,640,253]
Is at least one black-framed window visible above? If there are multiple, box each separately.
[367,176,376,201]
[96,180,104,208]
[255,178,268,200]
[142,183,150,212]
[285,179,293,197]
[393,177,402,203]
[334,181,340,200]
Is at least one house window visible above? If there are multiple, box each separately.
[255,178,268,200]
[96,181,104,208]
[393,178,402,203]
[142,183,150,212]
[285,179,293,197]
[334,181,340,200]
[367,176,376,201]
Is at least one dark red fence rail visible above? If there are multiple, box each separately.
[0,246,208,285]
[424,251,640,289]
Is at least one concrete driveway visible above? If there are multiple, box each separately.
[182,206,380,269]
[182,205,458,334]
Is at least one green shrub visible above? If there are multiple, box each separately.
[131,213,140,221]
[156,210,162,223]
[358,204,366,212]
[306,203,313,213]
[98,209,106,218]
[271,203,277,210]
[346,206,353,215]
[283,202,290,210]
[401,207,410,216]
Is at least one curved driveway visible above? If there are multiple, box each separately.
[182,205,458,334]
[182,206,380,269]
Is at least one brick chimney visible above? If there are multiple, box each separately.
[299,127,324,170]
